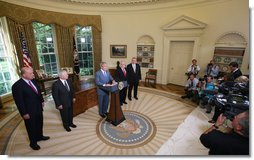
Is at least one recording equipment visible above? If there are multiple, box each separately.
[218,81,249,96]
[213,93,249,120]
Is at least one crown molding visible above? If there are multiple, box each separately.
[0,0,230,14]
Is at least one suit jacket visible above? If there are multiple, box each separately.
[231,69,242,80]
[95,70,113,95]
[115,67,127,82]
[52,79,75,108]
[12,78,44,117]
[126,63,141,83]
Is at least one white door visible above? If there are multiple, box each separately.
[168,41,194,86]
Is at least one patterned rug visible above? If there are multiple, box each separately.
[97,110,156,148]
[4,89,195,155]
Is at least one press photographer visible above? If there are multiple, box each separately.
[207,75,249,123]
[200,110,249,155]
[186,59,200,78]
[181,73,199,102]
[205,60,219,78]
[198,75,216,113]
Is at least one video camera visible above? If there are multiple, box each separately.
[218,81,249,97]
[199,75,208,83]
[211,93,249,120]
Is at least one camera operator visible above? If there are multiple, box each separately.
[198,75,216,113]
[186,58,200,78]
[205,60,219,79]
[181,73,199,102]
[234,76,249,97]
[200,110,249,155]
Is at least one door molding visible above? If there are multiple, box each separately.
[161,15,207,85]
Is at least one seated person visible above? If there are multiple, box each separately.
[181,73,199,101]
[235,75,249,83]
[234,75,249,97]
[198,75,216,113]
[186,58,200,78]
[204,60,219,79]
[200,111,249,155]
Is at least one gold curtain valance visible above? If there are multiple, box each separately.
[0,1,102,32]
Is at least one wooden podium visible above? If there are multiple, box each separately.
[100,81,127,126]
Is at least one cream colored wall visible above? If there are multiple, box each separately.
[101,0,249,84]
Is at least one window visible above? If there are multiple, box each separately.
[0,18,19,96]
[75,26,94,76]
[33,22,58,76]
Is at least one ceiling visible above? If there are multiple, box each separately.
[2,0,228,13]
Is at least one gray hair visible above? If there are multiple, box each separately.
[235,76,249,83]
[100,62,107,67]
[238,110,249,138]
[59,69,68,77]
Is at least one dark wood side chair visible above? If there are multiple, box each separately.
[145,69,157,87]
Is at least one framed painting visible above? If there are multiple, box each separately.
[110,45,127,58]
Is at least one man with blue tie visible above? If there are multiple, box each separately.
[95,62,116,118]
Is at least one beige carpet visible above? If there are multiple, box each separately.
[157,107,212,155]
[5,89,195,155]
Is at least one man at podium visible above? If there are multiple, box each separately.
[95,62,116,118]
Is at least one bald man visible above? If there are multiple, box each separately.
[12,67,50,150]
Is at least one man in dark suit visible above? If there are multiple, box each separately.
[229,62,242,81]
[52,69,76,132]
[95,62,115,118]
[127,57,141,100]
[12,67,50,150]
[115,60,128,106]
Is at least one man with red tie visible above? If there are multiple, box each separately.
[115,60,128,106]
[12,67,50,150]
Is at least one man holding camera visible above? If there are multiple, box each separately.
[205,60,219,78]
[200,111,249,155]
[198,75,216,113]
[186,58,200,78]
[181,73,199,102]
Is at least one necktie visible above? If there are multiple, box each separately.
[64,80,70,91]
[28,81,38,94]
[123,68,126,77]
[190,81,194,88]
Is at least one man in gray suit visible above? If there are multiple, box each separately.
[95,62,116,118]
